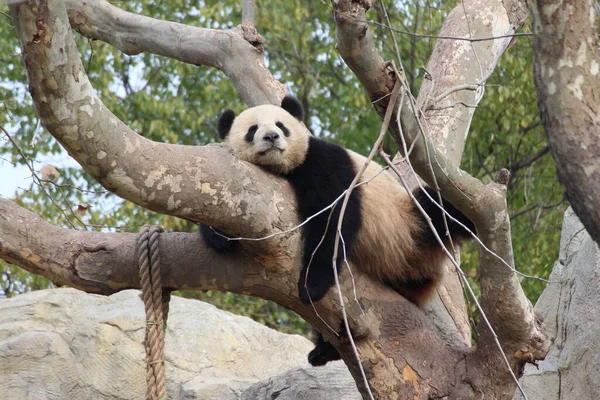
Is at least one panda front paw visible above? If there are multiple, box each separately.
[199,225,237,253]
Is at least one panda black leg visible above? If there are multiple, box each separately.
[308,329,341,366]
[297,254,336,304]
[199,224,237,253]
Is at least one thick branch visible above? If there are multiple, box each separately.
[332,0,548,388]
[9,0,292,247]
[0,195,477,399]
[528,0,600,244]
[416,0,530,161]
[65,0,282,106]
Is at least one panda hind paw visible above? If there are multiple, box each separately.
[308,341,341,366]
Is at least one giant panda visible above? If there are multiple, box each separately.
[201,95,474,366]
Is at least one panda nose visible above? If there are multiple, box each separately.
[263,132,280,142]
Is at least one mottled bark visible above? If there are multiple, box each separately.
[528,0,600,244]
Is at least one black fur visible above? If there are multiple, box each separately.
[412,186,474,245]
[218,109,236,139]
[199,225,238,253]
[244,125,258,142]
[308,328,341,366]
[276,122,290,137]
[281,95,304,121]
[285,136,362,304]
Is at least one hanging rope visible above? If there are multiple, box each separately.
[138,225,171,400]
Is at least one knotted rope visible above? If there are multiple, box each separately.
[138,225,171,400]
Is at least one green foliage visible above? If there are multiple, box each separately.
[0,1,564,337]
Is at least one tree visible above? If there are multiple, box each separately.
[528,0,600,244]
[3,0,595,398]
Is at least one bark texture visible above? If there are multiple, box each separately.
[528,0,600,244]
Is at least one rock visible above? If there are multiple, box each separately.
[241,362,360,400]
[0,288,313,399]
[516,208,600,400]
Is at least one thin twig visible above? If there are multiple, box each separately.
[1,125,81,230]
[429,84,480,107]
[40,180,109,195]
[339,232,363,314]
[209,167,389,243]
[355,19,533,42]
[327,80,402,400]
[511,199,565,220]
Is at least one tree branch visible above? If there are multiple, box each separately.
[65,0,281,106]
[506,145,549,174]
[527,0,600,244]
[241,0,256,27]
[9,0,293,248]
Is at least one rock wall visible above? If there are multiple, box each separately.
[0,289,315,399]
[516,208,600,400]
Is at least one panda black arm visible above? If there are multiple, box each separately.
[199,224,238,253]
[286,137,362,304]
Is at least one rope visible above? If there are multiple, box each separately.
[138,225,170,400]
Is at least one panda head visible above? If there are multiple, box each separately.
[217,96,310,174]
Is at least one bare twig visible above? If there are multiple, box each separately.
[1,125,81,230]
[209,167,389,243]
[328,80,402,400]
[429,84,480,108]
[511,198,566,220]
[506,145,549,174]
[356,18,532,42]
[39,180,109,195]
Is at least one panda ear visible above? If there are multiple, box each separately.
[281,96,304,121]
[217,109,236,139]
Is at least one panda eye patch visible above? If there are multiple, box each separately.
[276,122,290,137]
[245,125,258,142]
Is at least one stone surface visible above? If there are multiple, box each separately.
[0,288,314,399]
[516,208,600,400]
[241,362,360,400]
